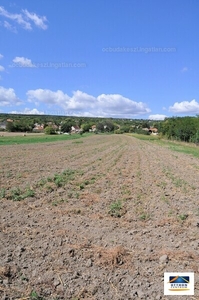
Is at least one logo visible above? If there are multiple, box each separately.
[164,273,194,295]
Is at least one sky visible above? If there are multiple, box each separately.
[0,0,199,120]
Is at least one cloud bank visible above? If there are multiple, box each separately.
[169,99,199,114]
[27,89,151,118]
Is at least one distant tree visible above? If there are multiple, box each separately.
[141,121,150,129]
[6,121,15,132]
[160,117,197,142]
[96,122,104,132]
[81,122,92,133]
[120,125,131,133]
[61,120,73,133]
[44,126,56,135]
[104,120,115,132]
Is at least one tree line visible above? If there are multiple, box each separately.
[1,113,199,143]
[159,116,199,143]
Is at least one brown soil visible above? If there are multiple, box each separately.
[0,134,199,299]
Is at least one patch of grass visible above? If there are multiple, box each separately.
[0,188,6,199]
[45,184,54,192]
[163,168,188,190]
[30,290,44,300]
[6,171,12,178]
[173,177,185,188]
[136,171,141,178]
[80,177,96,187]
[128,133,159,141]
[178,214,188,221]
[52,198,68,206]
[79,183,85,190]
[131,134,199,158]
[121,185,131,196]
[37,178,47,187]
[0,132,92,146]
[23,187,35,198]
[161,195,170,205]
[168,144,199,158]
[109,200,123,217]
[75,192,80,199]
[9,187,23,201]
[8,187,35,201]
[72,140,84,144]
[54,173,65,187]
[139,213,150,220]
[44,169,77,188]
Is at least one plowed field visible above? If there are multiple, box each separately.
[0,134,199,299]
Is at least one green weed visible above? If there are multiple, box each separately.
[139,213,150,220]
[109,200,122,217]
[9,187,35,201]
[30,290,44,300]
[0,188,6,199]
[178,214,188,221]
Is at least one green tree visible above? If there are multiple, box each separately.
[104,120,115,132]
[81,122,92,133]
[6,121,15,132]
[61,123,71,133]
[44,126,56,135]
[96,122,104,132]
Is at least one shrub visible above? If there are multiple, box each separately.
[44,126,56,135]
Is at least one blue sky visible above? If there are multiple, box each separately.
[0,0,199,119]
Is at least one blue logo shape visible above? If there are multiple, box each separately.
[169,276,189,284]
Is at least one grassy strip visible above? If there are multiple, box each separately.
[129,133,199,158]
[0,132,91,146]
[126,133,159,141]
[167,144,199,158]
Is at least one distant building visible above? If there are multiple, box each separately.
[149,127,158,135]
[33,123,44,132]
[0,121,6,129]
[71,125,80,133]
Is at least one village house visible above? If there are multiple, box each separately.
[149,127,158,135]
[33,123,44,132]
[89,125,96,132]
[71,125,80,133]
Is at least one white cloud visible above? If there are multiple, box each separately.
[148,114,167,120]
[0,65,5,72]
[0,6,31,30]
[181,67,188,73]
[27,89,70,105]
[12,56,35,68]
[27,89,151,118]
[169,99,199,114]
[0,54,3,59]
[0,6,48,31]
[11,108,44,115]
[4,20,17,33]
[0,86,22,106]
[22,9,48,30]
